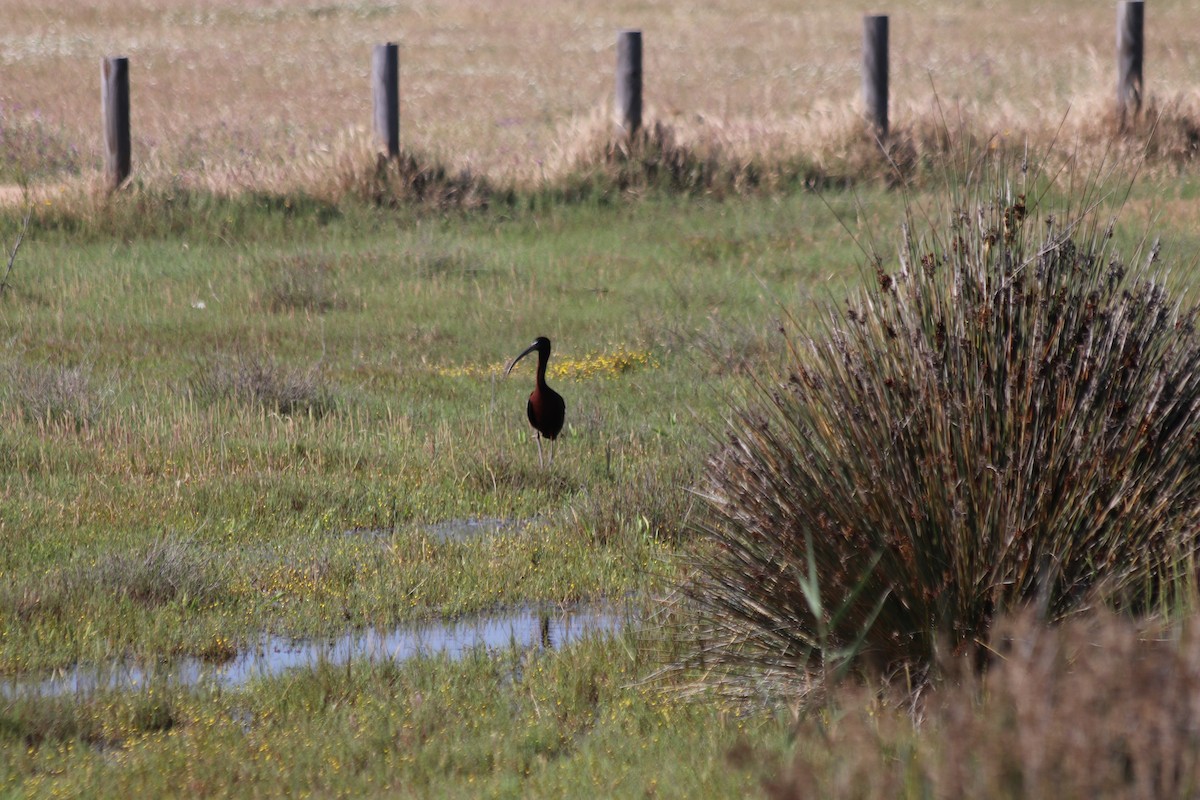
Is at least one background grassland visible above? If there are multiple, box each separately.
[3,0,1200,193]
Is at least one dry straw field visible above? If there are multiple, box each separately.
[3,0,1200,196]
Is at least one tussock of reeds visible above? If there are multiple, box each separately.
[681,149,1200,693]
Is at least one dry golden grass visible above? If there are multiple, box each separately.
[771,609,1200,799]
[2,0,1199,194]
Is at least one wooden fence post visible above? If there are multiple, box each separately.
[615,30,643,137]
[101,56,131,191]
[863,15,889,139]
[372,42,400,158]
[1117,1,1144,127]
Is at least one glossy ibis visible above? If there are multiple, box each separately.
[505,336,565,466]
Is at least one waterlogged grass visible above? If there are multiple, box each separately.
[2,636,791,797]
[4,170,1200,795]
[0,187,870,794]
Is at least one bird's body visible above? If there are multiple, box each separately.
[527,386,565,441]
[506,337,565,465]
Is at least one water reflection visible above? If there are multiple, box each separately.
[342,516,534,543]
[2,603,624,698]
[420,516,532,541]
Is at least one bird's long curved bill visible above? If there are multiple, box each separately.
[505,343,539,376]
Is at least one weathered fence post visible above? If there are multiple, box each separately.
[1117,1,1144,127]
[101,56,131,191]
[372,42,400,158]
[615,30,643,137]
[863,15,889,138]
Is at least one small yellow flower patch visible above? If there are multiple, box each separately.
[548,345,658,381]
[434,345,658,381]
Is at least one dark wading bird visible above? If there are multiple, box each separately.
[505,336,565,466]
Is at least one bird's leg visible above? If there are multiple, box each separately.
[536,433,544,468]
[549,437,556,466]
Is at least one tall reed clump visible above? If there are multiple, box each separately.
[683,154,1200,693]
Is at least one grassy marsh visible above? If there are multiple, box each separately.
[0,186,874,795]
[3,156,1200,794]
[7,2,1200,794]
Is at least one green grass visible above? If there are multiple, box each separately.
[3,635,792,798]
[0,186,872,795]
[4,169,1200,796]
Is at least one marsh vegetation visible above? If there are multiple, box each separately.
[6,1,1200,796]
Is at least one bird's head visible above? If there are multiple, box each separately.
[505,337,552,376]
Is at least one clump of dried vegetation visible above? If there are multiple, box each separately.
[255,253,356,315]
[1083,95,1200,168]
[326,135,494,210]
[1,361,109,428]
[554,119,797,198]
[682,149,1200,694]
[190,354,335,418]
[770,610,1200,799]
[548,109,976,200]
